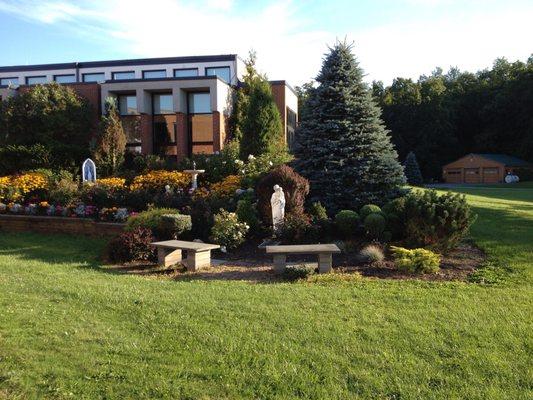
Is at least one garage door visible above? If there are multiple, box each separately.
[483,167,500,183]
[464,168,481,183]
[444,169,462,183]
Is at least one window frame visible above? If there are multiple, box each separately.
[117,94,138,116]
[152,93,174,115]
[173,68,199,78]
[53,74,76,84]
[112,71,136,80]
[26,76,47,85]
[205,66,231,83]
[142,69,167,79]
[0,77,19,86]
[187,91,211,115]
[82,72,106,83]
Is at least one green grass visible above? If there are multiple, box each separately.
[0,184,532,399]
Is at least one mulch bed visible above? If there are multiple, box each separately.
[103,240,486,283]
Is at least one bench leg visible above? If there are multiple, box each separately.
[318,253,332,273]
[186,250,212,272]
[273,255,287,273]
[158,248,182,267]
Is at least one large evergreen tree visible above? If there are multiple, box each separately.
[404,151,424,186]
[294,42,406,212]
[232,51,286,159]
[94,97,126,176]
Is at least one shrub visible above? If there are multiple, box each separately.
[210,209,249,250]
[309,201,328,222]
[364,213,387,239]
[256,165,309,225]
[358,244,385,263]
[186,198,214,241]
[236,195,260,233]
[130,170,190,192]
[278,210,311,244]
[394,190,476,252]
[283,264,316,280]
[157,214,192,240]
[107,227,156,263]
[0,144,53,175]
[48,178,79,205]
[382,197,406,239]
[126,208,181,233]
[360,204,382,219]
[390,246,441,274]
[334,210,359,238]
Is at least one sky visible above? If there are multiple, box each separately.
[0,0,531,86]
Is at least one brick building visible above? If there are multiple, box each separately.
[0,54,298,159]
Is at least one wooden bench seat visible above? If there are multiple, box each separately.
[265,244,341,273]
[151,240,220,272]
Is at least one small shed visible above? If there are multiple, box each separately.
[442,153,531,184]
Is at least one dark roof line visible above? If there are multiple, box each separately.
[475,153,531,167]
[0,54,238,73]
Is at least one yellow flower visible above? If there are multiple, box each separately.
[130,170,190,191]
[96,177,126,189]
[209,175,241,198]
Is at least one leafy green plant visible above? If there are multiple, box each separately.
[334,210,359,238]
[158,214,192,240]
[126,208,181,233]
[279,210,312,244]
[210,209,249,250]
[283,264,316,281]
[309,201,328,221]
[390,246,441,274]
[236,195,260,232]
[360,204,382,220]
[364,213,386,239]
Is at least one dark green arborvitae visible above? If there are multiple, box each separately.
[404,151,424,186]
[294,42,406,212]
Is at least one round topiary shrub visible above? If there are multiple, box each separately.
[157,214,192,240]
[255,165,310,225]
[334,210,359,238]
[364,213,386,239]
[360,204,382,220]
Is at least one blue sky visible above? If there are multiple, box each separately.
[0,0,531,85]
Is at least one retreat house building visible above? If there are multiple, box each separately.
[0,54,298,159]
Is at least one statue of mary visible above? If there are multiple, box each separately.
[270,184,286,232]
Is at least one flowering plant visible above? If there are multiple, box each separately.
[209,175,242,198]
[130,170,190,192]
[96,177,126,189]
[0,202,6,214]
[209,209,249,250]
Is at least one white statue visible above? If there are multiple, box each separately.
[82,158,97,182]
[270,184,286,232]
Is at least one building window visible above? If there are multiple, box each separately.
[54,74,76,83]
[205,66,231,83]
[1,77,19,86]
[82,73,105,83]
[112,71,135,80]
[153,94,173,114]
[26,76,47,85]
[174,68,199,78]
[118,95,137,115]
[142,70,166,79]
[286,108,297,149]
[188,92,211,114]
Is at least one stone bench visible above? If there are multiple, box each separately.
[151,240,220,272]
[265,244,341,273]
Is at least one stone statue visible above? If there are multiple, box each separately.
[82,159,97,183]
[270,184,286,232]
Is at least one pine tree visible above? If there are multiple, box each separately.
[232,51,286,159]
[294,42,406,212]
[94,97,127,175]
[404,151,424,186]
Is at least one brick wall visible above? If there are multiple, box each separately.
[140,114,154,155]
[176,112,188,160]
[270,82,287,144]
[0,215,124,237]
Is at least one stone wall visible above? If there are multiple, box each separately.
[0,215,124,237]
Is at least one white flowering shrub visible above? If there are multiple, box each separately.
[210,209,249,250]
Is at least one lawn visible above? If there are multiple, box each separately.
[0,185,532,399]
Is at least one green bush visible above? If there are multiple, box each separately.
[283,264,316,280]
[309,201,328,222]
[390,246,441,274]
[279,210,311,244]
[391,190,476,252]
[364,213,386,239]
[360,204,382,219]
[358,244,385,263]
[236,195,260,232]
[158,214,192,240]
[210,209,249,250]
[334,210,359,238]
[48,178,79,205]
[126,208,181,233]
[0,144,53,175]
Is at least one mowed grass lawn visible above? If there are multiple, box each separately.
[0,185,532,399]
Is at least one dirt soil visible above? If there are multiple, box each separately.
[103,241,486,283]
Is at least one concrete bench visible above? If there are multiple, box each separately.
[151,240,220,272]
[265,244,341,273]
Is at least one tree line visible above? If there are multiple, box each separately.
[298,55,533,181]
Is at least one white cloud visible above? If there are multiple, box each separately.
[0,0,531,86]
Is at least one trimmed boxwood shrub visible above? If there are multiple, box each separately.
[256,165,310,225]
[334,210,359,238]
[158,214,192,240]
[360,204,382,219]
[363,213,386,239]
